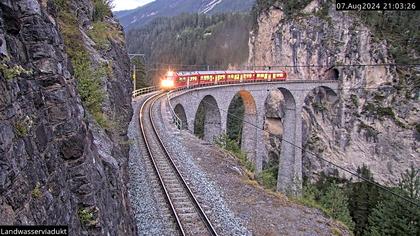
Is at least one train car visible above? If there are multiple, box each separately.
[161,70,287,90]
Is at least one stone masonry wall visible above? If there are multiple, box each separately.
[0,0,136,235]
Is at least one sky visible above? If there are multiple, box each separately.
[113,0,155,11]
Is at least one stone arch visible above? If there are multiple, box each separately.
[302,86,339,123]
[226,90,258,162]
[302,86,339,180]
[194,95,222,142]
[174,104,188,130]
[275,87,298,194]
[262,90,284,185]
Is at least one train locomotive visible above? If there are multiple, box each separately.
[160,70,287,90]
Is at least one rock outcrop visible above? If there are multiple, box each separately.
[251,0,419,184]
[0,0,136,235]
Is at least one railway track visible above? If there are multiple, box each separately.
[139,93,218,236]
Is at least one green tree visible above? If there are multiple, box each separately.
[194,103,205,139]
[226,94,244,144]
[366,166,420,236]
[131,57,148,89]
[126,13,252,84]
[347,165,380,236]
[320,183,355,230]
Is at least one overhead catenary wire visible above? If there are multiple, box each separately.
[179,90,420,207]
[142,62,420,69]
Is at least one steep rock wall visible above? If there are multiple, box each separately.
[250,0,419,184]
[0,0,136,235]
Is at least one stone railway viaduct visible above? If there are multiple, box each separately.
[169,80,339,195]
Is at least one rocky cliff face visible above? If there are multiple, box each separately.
[251,0,419,184]
[0,0,136,235]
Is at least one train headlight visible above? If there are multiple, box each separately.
[161,79,174,88]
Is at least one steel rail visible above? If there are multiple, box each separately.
[148,94,218,236]
[140,93,218,236]
[139,93,185,235]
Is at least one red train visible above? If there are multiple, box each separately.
[160,70,287,89]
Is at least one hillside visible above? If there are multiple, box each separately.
[250,0,419,234]
[127,13,252,86]
[115,0,255,30]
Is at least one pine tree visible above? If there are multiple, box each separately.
[320,183,355,230]
[131,57,148,88]
[366,165,420,236]
[347,165,380,236]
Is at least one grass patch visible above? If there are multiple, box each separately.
[362,102,406,128]
[32,183,42,199]
[215,133,255,172]
[256,166,278,190]
[88,22,124,50]
[78,207,95,226]
[0,57,32,80]
[292,183,355,232]
[56,8,109,128]
[14,120,28,137]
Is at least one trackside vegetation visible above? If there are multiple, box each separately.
[52,0,114,127]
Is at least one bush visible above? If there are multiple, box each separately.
[215,133,255,172]
[56,8,108,128]
[78,207,95,226]
[88,22,124,50]
[74,54,107,126]
[32,183,42,199]
[52,0,67,10]
[256,166,278,190]
[93,0,113,22]
[14,116,33,138]
[0,57,32,80]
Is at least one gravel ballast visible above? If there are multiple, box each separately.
[153,96,251,236]
[128,94,174,235]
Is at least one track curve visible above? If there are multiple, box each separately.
[139,93,218,236]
